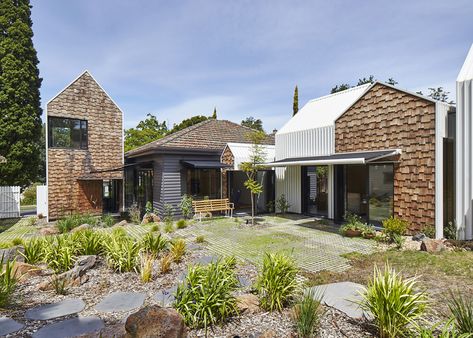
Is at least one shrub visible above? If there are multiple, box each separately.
[57,213,98,233]
[170,239,186,262]
[164,223,174,233]
[103,235,140,272]
[128,203,141,224]
[382,217,409,241]
[179,194,193,219]
[266,200,275,213]
[422,225,436,239]
[11,238,23,246]
[445,221,457,240]
[21,183,39,205]
[145,201,154,214]
[139,253,154,283]
[75,229,104,255]
[256,252,299,312]
[448,291,473,334]
[392,233,405,250]
[151,224,160,232]
[50,274,69,295]
[141,232,168,257]
[0,255,18,307]
[44,238,76,273]
[174,256,239,331]
[276,194,290,214]
[176,219,187,229]
[112,226,127,238]
[160,253,173,274]
[357,264,427,338]
[163,204,174,224]
[21,238,45,264]
[293,289,323,338]
[101,214,115,227]
[196,235,205,243]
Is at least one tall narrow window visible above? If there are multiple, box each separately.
[48,117,88,149]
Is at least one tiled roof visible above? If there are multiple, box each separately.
[126,119,275,157]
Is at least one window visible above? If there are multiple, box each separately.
[186,168,221,200]
[48,117,88,149]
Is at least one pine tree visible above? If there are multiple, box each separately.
[293,85,299,116]
[212,107,217,119]
[0,0,43,187]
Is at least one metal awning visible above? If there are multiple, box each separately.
[181,160,232,169]
[266,149,401,167]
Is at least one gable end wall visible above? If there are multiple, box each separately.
[335,83,436,232]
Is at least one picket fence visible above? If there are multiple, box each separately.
[0,186,21,219]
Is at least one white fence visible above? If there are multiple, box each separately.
[36,185,48,218]
[0,186,20,219]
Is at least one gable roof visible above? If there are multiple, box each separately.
[277,84,371,135]
[458,44,473,82]
[222,142,276,170]
[126,119,275,157]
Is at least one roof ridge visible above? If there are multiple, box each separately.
[307,83,371,104]
[158,119,213,146]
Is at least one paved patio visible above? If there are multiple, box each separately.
[177,215,377,273]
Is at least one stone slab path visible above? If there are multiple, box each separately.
[95,291,145,313]
[32,316,104,338]
[155,285,178,307]
[194,255,219,265]
[0,317,24,336]
[26,298,86,320]
[308,282,367,319]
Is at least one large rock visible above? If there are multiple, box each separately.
[0,245,24,262]
[39,226,59,236]
[71,224,91,233]
[125,305,186,338]
[420,238,446,253]
[114,220,128,227]
[237,294,260,314]
[38,256,96,291]
[13,262,43,281]
[141,213,160,225]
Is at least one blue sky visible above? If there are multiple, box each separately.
[31,0,473,132]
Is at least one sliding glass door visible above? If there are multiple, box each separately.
[368,164,394,224]
[303,166,328,217]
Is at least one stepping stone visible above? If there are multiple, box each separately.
[26,299,86,320]
[95,291,145,313]
[194,255,219,265]
[155,285,178,307]
[237,275,252,288]
[32,316,104,338]
[307,281,367,319]
[0,317,24,336]
[187,243,201,251]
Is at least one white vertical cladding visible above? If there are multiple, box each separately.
[456,79,473,240]
[435,103,450,239]
[275,125,335,160]
[275,166,301,213]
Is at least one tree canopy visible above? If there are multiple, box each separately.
[169,115,210,134]
[0,0,43,187]
[124,114,168,152]
[427,87,454,104]
[330,76,398,94]
[241,116,264,132]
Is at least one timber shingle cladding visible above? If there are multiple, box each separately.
[47,72,123,219]
[335,83,436,232]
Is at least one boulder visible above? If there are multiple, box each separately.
[141,213,160,225]
[39,226,59,236]
[125,305,186,338]
[13,262,43,280]
[39,256,96,291]
[71,224,91,233]
[420,238,446,253]
[0,245,24,262]
[114,220,128,227]
[236,294,260,314]
[412,233,426,241]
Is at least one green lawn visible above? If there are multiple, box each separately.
[0,217,38,246]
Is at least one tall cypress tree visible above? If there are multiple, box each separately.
[0,0,42,187]
[212,107,217,119]
[293,85,298,116]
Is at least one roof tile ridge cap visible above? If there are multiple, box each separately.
[158,119,214,146]
[307,83,371,103]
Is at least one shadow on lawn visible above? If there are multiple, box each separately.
[0,218,21,233]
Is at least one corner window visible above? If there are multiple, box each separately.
[48,117,88,149]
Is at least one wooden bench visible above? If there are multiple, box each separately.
[192,198,234,221]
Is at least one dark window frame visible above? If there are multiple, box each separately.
[48,117,88,150]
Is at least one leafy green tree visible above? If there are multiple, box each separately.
[169,115,210,134]
[241,116,264,132]
[293,85,299,116]
[240,131,267,225]
[0,0,43,187]
[124,113,168,152]
[330,83,351,94]
[428,87,454,104]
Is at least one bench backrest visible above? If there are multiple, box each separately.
[193,198,231,212]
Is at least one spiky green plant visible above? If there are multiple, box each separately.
[44,238,76,273]
[141,232,168,257]
[417,318,473,338]
[174,256,239,332]
[0,254,18,307]
[75,229,104,255]
[57,213,98,233]
[176,219,187,229]
[101,214,115,227]
[357,264,427,338]
[448,291,473,334]
[293,289,324,338]
[170,239,186,262]
[50,274,69,295]
[103,234,140,272]
[256,252,299,312]
[139,253,154,283]
[21,238,45,264]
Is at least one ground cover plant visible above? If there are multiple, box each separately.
[43,236,76,273]
[293,288,323,338]
[141,232,168,257]
[103,233,140,272]
[256,252,299,312]
[170,238,186,262]
[0,255,18,307]
[448,291,473,334]
[174,256,239,333]
[21,238,45,264]
[57,213,98,233]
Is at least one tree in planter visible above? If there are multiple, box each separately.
[240,131,267,225]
